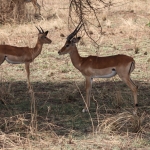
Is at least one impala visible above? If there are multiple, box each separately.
[25,0,41,16]
[58,22,138,113]
[0,27,52,89]
[12,0,41,16]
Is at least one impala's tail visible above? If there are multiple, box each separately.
[129,61,137,88]
[129,61,135,74]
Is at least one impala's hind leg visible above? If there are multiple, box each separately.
[117,61,138,114]
[118,73,138,114]
[32,0,41,16]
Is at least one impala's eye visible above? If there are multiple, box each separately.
[66,44,69,47]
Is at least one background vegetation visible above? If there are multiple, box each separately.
[0,0,150,149]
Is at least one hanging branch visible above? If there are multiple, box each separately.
[68,0,112,45]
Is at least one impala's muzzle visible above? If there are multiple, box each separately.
[58,47,67,55]
[49,39,52,44]
[58,49,69,55]
[58,50,62,55]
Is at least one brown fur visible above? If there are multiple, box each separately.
[0,28,52,90]
[58,37,138,113]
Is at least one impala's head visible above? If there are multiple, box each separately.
[58,37,81,55]
[36,26,52,44]
[58,22,83,55]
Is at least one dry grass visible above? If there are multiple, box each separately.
[0,0,27,24]
[0,0,150,149]
[99,111,147,133]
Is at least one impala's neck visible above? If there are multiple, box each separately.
[32,40,44,58]
[69,46,82,70]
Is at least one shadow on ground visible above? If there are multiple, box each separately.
[0,80,150,136]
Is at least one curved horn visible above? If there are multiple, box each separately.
[35,26,41,33]
[39,26,44,33]
[67,21,83,41]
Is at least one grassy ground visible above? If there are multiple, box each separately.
[0,0,150,149]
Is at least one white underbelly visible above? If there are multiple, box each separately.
[5,57,24,64]
[93,69,117,78]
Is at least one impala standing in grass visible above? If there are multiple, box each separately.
[25,0,41,16]
[0,27,52,89]
[58,22,138,113]
[12,0,41,16]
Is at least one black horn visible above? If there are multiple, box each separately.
[39,26,44,33]
[35,26,42,33]
[67,21,83,41]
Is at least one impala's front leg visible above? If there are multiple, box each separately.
[82,77,93,112]
[25,62,31,90]
[0,55,5,65]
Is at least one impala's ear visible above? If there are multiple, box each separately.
[45,31,49,36]
[72,37,81,43]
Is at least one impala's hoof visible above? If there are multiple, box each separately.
[133,107,138,115]
[82,108,88,113]
[133,110,137,115]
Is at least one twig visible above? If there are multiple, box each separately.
[74,81,95,135]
